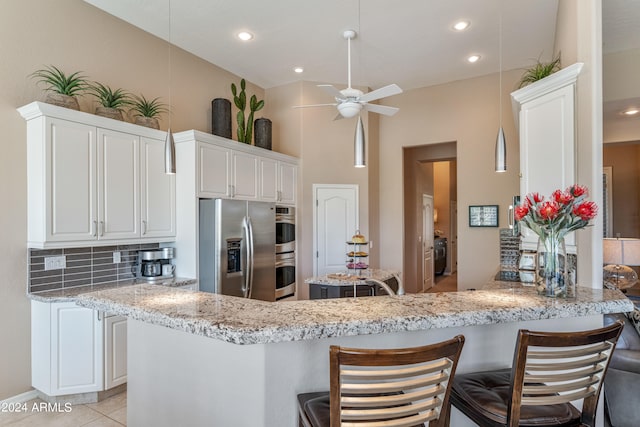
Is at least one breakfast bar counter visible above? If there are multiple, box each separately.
[73,282,632,427]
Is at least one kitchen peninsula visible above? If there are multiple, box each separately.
[74,281,632,427]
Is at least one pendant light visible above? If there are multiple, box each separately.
[495,5,506,173]
[165,0,176,174]
[354,116,365,167]
[165,129,176,174]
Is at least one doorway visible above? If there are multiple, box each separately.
[402,142,457,293]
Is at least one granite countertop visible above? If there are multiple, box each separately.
[74,280,634,345]
[305,269,399,286]
[28,277,197,303]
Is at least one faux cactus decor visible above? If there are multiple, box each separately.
[231,78,264,144]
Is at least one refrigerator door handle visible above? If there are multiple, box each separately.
[242,215,255,298]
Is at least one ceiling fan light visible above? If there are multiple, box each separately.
[467,55,481,63]
[337,102,362,118]
[237,31,253,41]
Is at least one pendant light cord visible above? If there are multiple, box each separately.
[498,4,503,128]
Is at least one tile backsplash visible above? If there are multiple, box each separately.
[28,243,160,293]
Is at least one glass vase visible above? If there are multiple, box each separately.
[536,234,573,298]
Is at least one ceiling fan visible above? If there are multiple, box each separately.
[294,30,403,120]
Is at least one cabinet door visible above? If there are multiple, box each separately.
[98,129,140,240]
[140,137,176,238]
[519,84,575,249]
[50,302,103,394]
[259,157,278,202]
[278,162,297,205]
[232,151,259,199]
[199,143,231,197]
[46,118,98,242]
[104,315,127,390]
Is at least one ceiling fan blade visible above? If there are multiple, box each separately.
[358,84,403,103]
[318,84,345,100]
[364,104,400,116]
[292,103,338,109]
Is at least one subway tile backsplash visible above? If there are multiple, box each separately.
[28,243,160,293]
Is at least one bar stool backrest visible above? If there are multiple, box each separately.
[329,335,465,427]
[507,320,624,427]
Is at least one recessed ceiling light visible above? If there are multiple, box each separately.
[623,108,639,116]
[237,31,253,41]
[467,55,481,63]
[453,20,470,31]
[293,67,304,73]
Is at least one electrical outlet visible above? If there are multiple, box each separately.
[113,251,121,264]
[44,255,66,271]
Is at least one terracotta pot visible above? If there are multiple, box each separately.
[44,93,79,110]
[95,106,124,121]
[134,116,160,129]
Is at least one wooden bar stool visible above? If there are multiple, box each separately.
[449,321,624,427]
[297,335,465,427]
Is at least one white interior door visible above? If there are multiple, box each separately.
[422,195,434,292]
[450,201,458,273]
[314,185,358,276]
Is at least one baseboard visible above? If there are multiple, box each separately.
[0,389,39,405]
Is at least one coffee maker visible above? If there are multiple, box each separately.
[134,248,175,281]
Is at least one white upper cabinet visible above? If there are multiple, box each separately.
[278,161,297,206]
[231,151,259,200]
[199,143,231,198]
[98,128,140,240]
[259,157,279,202]
[511,63,583,252]
[180,130,298,205]
[42,118,97,243]
[19,102,176,248]
[259,157,296,205]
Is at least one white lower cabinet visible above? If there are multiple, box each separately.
[104,315,128,389]
[31,300,127,396]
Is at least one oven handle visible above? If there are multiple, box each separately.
[275,215,295,224]
[275,257,295,268]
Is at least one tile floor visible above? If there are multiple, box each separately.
[428,272,458,292]
[0,391,126,427]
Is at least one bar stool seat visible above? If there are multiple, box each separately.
[450,369,580,426]
[297,335,465,427]
[449,321,624,427]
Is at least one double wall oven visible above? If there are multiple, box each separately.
[275,206,296,299]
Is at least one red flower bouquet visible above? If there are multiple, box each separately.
[515,185,597,297]
[515,185,597,240]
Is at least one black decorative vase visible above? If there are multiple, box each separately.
[254,118,272,150]
[211,98,232,139]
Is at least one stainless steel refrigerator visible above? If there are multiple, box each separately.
[199,199,276,301]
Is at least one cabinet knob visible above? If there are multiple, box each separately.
[142,220,147,235]
[93,220,98,237]
[99,221,105,237]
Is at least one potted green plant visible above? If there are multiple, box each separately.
[129,94,168,129]
[231,78,264,144]
[88,82,132,121]
[517,53,561,89]
[30,65,88,110]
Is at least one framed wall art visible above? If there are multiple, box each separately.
[469,205,499,227]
